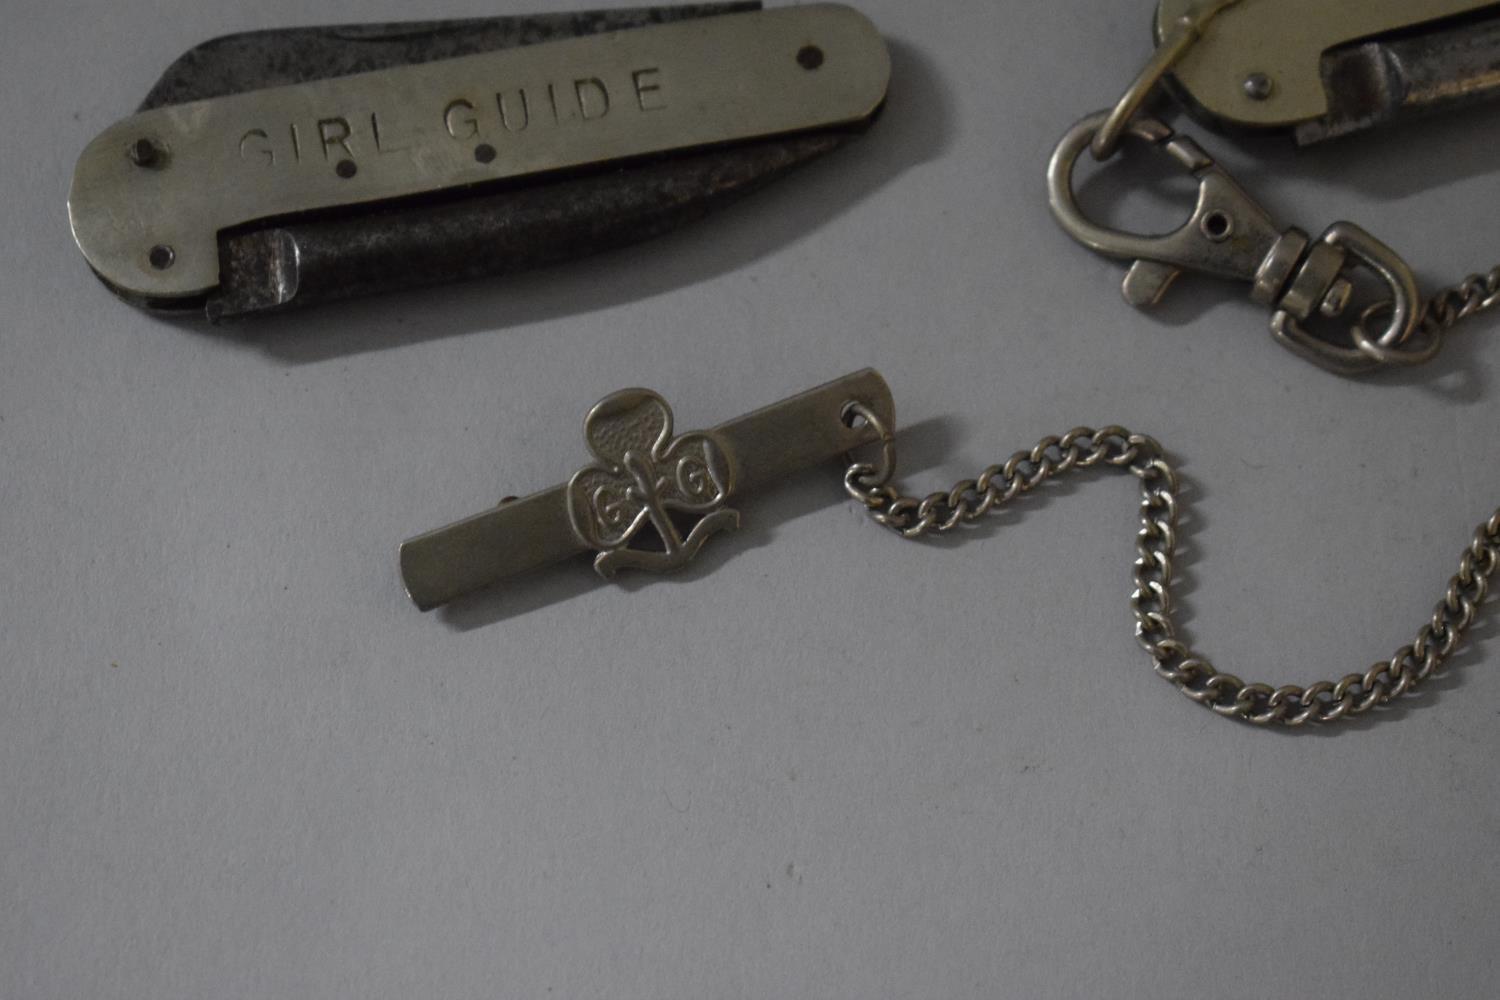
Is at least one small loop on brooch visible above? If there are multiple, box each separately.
[842,399,897,504]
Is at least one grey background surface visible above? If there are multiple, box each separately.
[4,1,1499,997]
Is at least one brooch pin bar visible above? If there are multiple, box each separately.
[399,368,894,610]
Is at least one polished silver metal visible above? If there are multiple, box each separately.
[843,412,1500,727]
[399,368,895,610]
[1046,111,1464,374]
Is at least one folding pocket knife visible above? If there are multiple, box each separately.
[1157,0,1500,144]
[68,3,890,319]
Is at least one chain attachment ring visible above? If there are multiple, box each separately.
[1089,0,1243,160]
[842,399,897,509]
[1354,267,1500,368]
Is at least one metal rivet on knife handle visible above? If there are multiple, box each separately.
[1154,0,1500,143]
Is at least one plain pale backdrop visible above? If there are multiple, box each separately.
[3,1,1499,998]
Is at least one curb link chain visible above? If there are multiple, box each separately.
[1417,264,1500,344]
[842,403,1500,727]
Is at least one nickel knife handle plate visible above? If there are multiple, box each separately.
[1155,0,1500,144]
[399,368,895,611]
[68,3,890,318]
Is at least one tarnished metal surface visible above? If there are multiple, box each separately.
[1049,112,1432,374]
[138,6,760,110]
[399,369,895,610]
[1156,0,1500,137]
[210,132,848,318]
[70,4,889,317]
[1299,10,1500,143]
[70,4,890,304]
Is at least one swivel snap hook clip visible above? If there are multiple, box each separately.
[1047,111,1430,375]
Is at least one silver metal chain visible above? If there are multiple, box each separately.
[842,403,1500,727]
[1394,265,1500,350]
